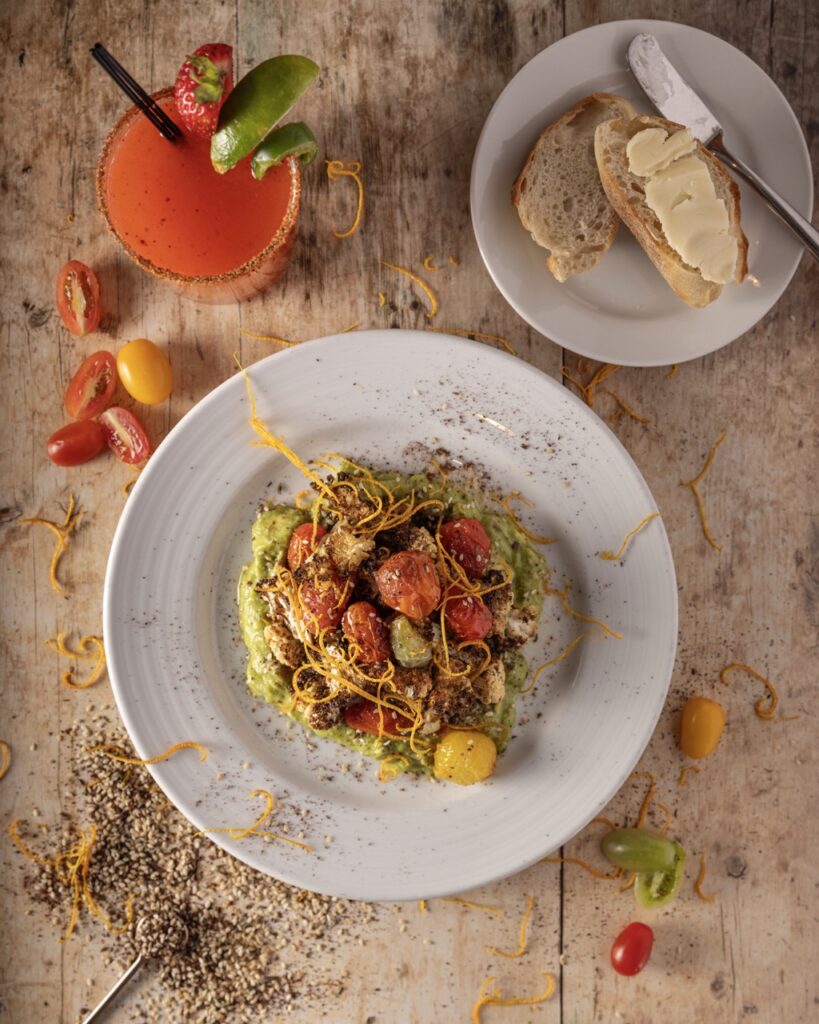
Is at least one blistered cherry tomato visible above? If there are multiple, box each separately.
[611,922,654,976]
[99,407,151,464]
[46,420,108,466]
[601,828,677,874]
[374,550,441,620]
[679,696,725,759]
[299,573,352,634]
[433,729,497,785]
[443,586,493,642]
[287,522,328,571]
[439,517,492,579]
[342,601,391,663]
[343,699,413,737]
[56,260,101,336]
[636,842,686,909]
[116,339,173,405]
[64,351,118,420]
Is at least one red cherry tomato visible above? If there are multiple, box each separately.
[287,522,328,571]
[611,922,654,976]
[343,699,413,737]
[443,586,493,642]
[56,260,101,336]
[374,550,441,620]
[64,351,118,420]
[342,601,391,663]
[439,517,492,579]
[299,573,352,635]
[98,407,151,465]
[46,420,108,467]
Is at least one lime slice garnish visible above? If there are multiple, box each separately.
[250,122,318,179]
[211,55,319,174]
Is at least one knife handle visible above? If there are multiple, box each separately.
[709,134,819,265]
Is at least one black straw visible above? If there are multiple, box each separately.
[90,43,183,142]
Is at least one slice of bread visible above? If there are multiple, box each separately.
[594,114,748,308]
[512,93,637,282]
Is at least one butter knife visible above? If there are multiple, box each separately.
[627,32,818,263]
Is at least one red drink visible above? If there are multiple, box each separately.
[97,89,300,303]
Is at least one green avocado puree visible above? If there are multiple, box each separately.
[237,470,547,776]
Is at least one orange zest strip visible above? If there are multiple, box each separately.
[342,322,360,333]
[7,819,54,869]
[666,363,679,380]
[486,895,535,959]
[599,512,660,561]
[0,741,10,781]
[45,633,106,690]
[561,367,591,403]
[543,582,623,640]
[196,788,313,852]
[694,853,718,902]
[378,291,386,307]
[447,255,460,267]
[441,896,503,916]
[428,326,515,355]
[522,632,595,694]
[591,815,619,831]
[121,466,142,497]
[240,327,300,347]
[471,972,556,1023]
[631,770,657,829]
[499,491,556,544]
[540,854,619,880]
[680,432,726,552]
[418,899,428,913]
[678,765,702,787]
[719,662,800,722]
[378,754,410,782]
[576,356,593,376]
[653,801,673,835]
[601,390,652,425]
[22,494,81,595]
[381,261,439,319]
[88,741,207,766]
[326,159,365,238]
[422,255,439,272]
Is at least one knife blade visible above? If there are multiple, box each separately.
[626,33,720,144]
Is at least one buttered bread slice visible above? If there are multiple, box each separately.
[512,93,637,282]
[594,114,748,307]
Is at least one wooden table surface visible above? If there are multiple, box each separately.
[1,1,816,1022]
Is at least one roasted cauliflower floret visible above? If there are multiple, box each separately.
[471,657,506,705]
[506,605,540,644]
[324,521,375,574]
[263,617,303,669]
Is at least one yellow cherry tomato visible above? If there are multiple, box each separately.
[679,696,725,759]
[433,730,497,785]
[116,339,172,405]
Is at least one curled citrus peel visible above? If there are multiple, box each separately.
[486,895,535,959]
[522,632,595,694]
[22,495,82,595]
[441,896,502,916]
[429,326,515,355]
[45,632,106,690]
[197,788,312,852]
[381,261,439,318]
[694,853,717,902]
[719,662,799,722]
[378,754,410,782]
[422,255,439,272]
[470,972,556,1023]
[543,580,623,640]
[326,159,365,238]
[678,765,702,787]
[681,432,726,551]
[88,741,207,766]
[499,491,556,544]
[0,741,10,781]
[599,512,660,562]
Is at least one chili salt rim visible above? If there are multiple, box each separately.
[95,87,302,288]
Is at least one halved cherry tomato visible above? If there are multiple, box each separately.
[374,550,441,620]
[679,696,725,759]
[116,339,173,405]
[443,585,493,642]
[342,601,391,663]
[343,699,413,737]
[46,420,108,467]
[64,351,118,420]
[439,517,492,579]
[287,522,328,571]
[99,407,151,465]
[299,573,352,635]
[56,260,101,336]
[611,922,654,976]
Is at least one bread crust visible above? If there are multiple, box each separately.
[512,93,637,282]
[594,115,748,307]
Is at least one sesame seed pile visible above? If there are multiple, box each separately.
[15,713,378,1023]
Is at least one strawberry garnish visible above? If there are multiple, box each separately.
[174,43,234,138]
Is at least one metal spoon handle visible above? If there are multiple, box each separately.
[81,953,146,1023]
[710,133,819,263]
